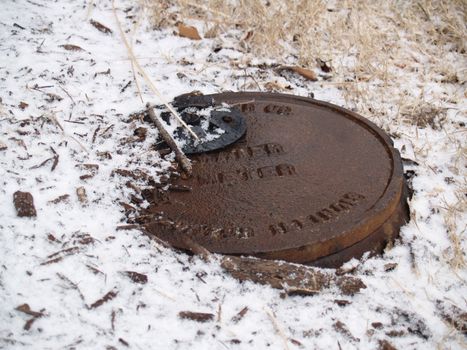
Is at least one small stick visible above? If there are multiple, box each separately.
[264,307,290,350]
[91,125,100,143]
[112,1,199,141]
[146,104,192,175]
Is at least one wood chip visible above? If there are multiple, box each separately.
[168,184,192,192]
[122,271,148,284]
[44,92,63,102]
[13,22,26,30]
[378,339,398,350]
[47,233,58,242]
[94,68,111,78]
[276,66,318,81]
[13,191,37,217]
[51,154,59,171]
[24,318,37,331]
[384,262,398,271]
[112,168,151,181]
[15,304,43,318]
[41,246,80,266]
[116,224,141,231]
[79,174,94,180]
[15,304,44,331]
[48,194,70,204]
[90,19,113,34]
[334,299,351,307]
[19,101,29,110]
[76,186,87,204]
[335,276,367,296]
[290,339,303,347]
[285,287,319,297]
[96,151,112,159]
[317,58,332,73]
[372,322,384,329]
[70,232,95,246]
[178,311,214,322]
[0,140,6,151]
[111,309,117,331]
[86,264,104,275]
[118,338,129,347]
[60,44,84,52]
[90,290,118,309]
[231,306,248,324]
[436,300,467,333]
[178,23,202,40]
[222,255,328,290]
[40,256,63,265]
[92,125,101,143]
[336,264,358,276]
[76,163,98,180]
[133,127,147,141]
[221,256,366,296]
[333,320,360,342]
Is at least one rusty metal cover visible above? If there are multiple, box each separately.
[145,92,409,267]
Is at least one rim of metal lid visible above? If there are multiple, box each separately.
[206,92,405,263]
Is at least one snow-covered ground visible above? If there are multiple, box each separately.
[0,0,465,349]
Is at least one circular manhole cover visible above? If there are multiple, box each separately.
[145,92,409,267]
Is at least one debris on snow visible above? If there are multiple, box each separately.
[0,0,465,349]
[13,191,37,217]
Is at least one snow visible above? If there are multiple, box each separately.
[0,0,466,349]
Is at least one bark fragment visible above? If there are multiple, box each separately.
[179,311,214,322]
[13,191,37,217]
[221,256,366,296]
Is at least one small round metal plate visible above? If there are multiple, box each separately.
[181,108,247,154]
[145,92,409,267]
[158,94,247,154]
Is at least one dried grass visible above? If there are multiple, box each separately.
[142,0,466,268]
[442,184,467,269]
[144,0,465,110]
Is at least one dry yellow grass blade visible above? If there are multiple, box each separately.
[178,23,202,40]
[276,66,318,81]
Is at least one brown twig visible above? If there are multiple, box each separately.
[91,125,100,143]
[41,246,80,265]
[90,290,118,309]
[50,146,59,171]
[146,104,192,175]
[231,307,248,324]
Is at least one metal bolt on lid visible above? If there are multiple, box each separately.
[145,92,409,268]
